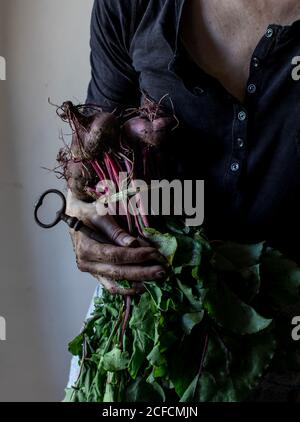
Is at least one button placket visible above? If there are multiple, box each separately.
[228,106,248,179]
[223,24,277,199]
[238,110,247,121]
[237,138,244,149]
[246,26,278,103]
[246,50,262,100]
[231,162,240,172]
[235,107,248,151]
[266,27,274,38]
[252,57,260,69]
[247,83,257,94]
[222,104,248,205]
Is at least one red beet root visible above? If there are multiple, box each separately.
[123,115,175,148]
[65,160,94,201]
[82,112,119,158]
[54,97,178,295]
[60,101,120,160]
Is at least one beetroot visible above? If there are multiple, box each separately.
[56,95,176,232]
[123,96,177,148]
[54,95,178,296]
[65,160,94,201]
[59,101,120,160]
[123,115,175,147]
[56,101,122,202]
[83,112,119,158]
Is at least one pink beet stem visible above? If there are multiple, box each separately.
[123,157,149,229]
[94,160,107,180]
[90,160,105,181]
[138,198,149,228]
[120,295,131,350]
[104,152,124,183]
[104,153,133,232]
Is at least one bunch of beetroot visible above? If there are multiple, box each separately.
[56,96,177,237]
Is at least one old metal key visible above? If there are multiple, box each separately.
[34,189,111,244]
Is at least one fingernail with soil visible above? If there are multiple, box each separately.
[157,271,166,279]
[121,235,139,247]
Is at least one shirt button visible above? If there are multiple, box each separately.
[238,111,247,121]
[266,27,274,38]
[192,86,204,95]
[247,84,256,94]
[252,57,260,68]
[237,138,244,148]
[231,162,240,172]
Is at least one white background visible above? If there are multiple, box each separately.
[0,0,97,401]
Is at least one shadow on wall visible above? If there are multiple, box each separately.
[0,0,97,402]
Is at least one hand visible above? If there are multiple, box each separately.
[66,191,166,294]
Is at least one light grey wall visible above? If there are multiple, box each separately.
[0,0,97,401]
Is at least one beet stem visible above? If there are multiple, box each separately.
[120,295,131,351]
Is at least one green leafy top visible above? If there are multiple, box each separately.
[64,225,300,403]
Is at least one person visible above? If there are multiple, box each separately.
[66,0,300,400]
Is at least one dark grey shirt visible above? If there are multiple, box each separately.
[87,0,300,261]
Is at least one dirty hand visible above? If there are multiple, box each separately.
[66,190,166,293]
